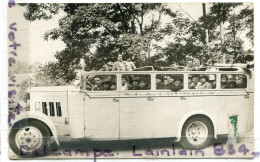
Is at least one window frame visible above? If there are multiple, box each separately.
[120,74,152,91]
[220,74,248,90]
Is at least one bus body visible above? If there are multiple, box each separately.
[9,65,254,155]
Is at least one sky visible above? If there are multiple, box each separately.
[17,2,253,64]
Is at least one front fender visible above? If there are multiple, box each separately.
[174,110,217,142]
[9,111,60,146]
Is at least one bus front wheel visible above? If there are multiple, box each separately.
[9,120,51,157]
[180,116,214,150]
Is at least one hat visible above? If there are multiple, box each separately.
[174,75,183,81]
[221,74,228,79]
[102,79,111,85]
[132,77,140,81]
[156,75,163,81]
[191,74,200,78]
[228,79,237,84]
[166,75,174,79]
[110,82,116,85]
[199,75,209,81]
[139,78,147,83]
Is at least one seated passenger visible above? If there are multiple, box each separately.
[228,79,238,88]
[189,75,199,89]
[170,76,183,91]
[111,82,117,90]
[221,75,229,89]
[156,76,166,89]
[130,77,140,90]
[122,76,133,90]
[93,76,104,91]
[237,76,247,88]
[197,75,212,89]
[102,80,111,91]
[166,75,175,89]
[139,78,149,90]
[188,76,193,89]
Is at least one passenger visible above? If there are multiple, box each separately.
[221,75,229,89]
[193,59,203,71]
[186,60,194,69]
[136,50,161,70]
[112,54,127,71]
[125,58,136,71]
[197,75,212,89]
[188,76,194,89]
[122,76,133,90]
[166,75,175,89]
[93,76,104,91]
[139,78,149,90]
[156,76,166,89]
[111,82,117,90]
[106,61,113,71]
[102,80,111,91]
[237,76,247,88]
[130,77,140,90]
[189,75,199,89]
[170,76,183,91]
[228,79,238,89]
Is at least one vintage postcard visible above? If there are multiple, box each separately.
[7,1,255,160]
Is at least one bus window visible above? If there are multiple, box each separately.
[221,74,247,89]
[156,74,183,91]
[189,74,216,89]
[121,74,151,90]
[86,75,117,91]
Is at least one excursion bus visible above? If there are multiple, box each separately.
[9,64,254,156]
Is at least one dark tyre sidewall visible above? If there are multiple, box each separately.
[180,116,214,150]
[9,120,51,157]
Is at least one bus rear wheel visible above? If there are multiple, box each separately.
[9,120,51,157]
[180,116,214,150]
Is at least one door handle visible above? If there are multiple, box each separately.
[147,97,154,101]
[113,98,119,102]
[180,96,186,100]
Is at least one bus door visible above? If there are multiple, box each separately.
[83,74,120,140]
[119,74,155,139]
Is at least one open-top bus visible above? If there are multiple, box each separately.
[9,64,254,156]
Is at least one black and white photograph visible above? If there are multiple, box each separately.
[6,1,256,160]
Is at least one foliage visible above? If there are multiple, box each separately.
[20,3,254,78]
[33,61,69,86]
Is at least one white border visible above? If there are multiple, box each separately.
[1,0,259,162]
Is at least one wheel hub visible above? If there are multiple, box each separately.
[15,126,43,152]
[186,121,208,145]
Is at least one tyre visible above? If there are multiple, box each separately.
[180,116,214,150]
[9,120,51,157]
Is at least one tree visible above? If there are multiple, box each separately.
[21,3,177,79]
[195,2,253,63]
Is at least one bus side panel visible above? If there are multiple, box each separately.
[84,95,120,140]
[217,95,249,135]
[67,92,85,138]
[247,92,254,132]
[185,95,219,131]
[154,96,185,138]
